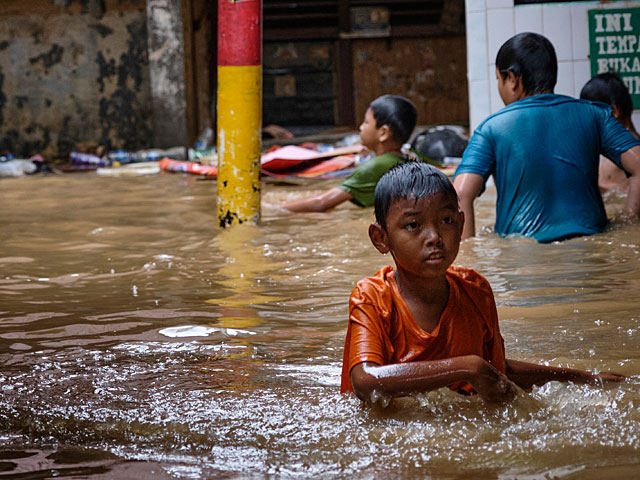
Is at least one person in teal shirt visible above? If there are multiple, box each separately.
[281,95,416,212]
[453,32,640,243]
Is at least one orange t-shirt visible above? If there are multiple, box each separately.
[340,265,506,394]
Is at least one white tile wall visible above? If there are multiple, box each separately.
[465,0,637,131]
[556,61,575,97]
[487,0,513,8]
[573,60,592,98]
[542,5,573,61]
[570,3,591,60]
[487,8,515,63]
[469,79,491,130]
[489,64,502,113]
[467,10,489,82]
[515,5,542,33]
[466,0,486,14]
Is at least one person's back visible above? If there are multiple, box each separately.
[454,32,640,243]
[466,93,631,241]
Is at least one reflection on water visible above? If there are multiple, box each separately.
[1,173,639,478]
[207,225,282,330]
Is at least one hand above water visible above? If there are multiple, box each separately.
[505,358,627,391]
[588,371,627,383]
[470,357,519,404]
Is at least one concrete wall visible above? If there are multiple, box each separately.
[465,0,640,133]
[147,0,188,149]
[0,0,153,158]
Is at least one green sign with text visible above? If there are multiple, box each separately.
[589,7,640,107]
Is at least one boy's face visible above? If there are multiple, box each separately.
[359,108,381,151]
[370,192,463,280]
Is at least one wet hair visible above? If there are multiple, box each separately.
[580,72,633,119]
[374,161,458,229]
[496,32,557,96]
[369,94,417,144]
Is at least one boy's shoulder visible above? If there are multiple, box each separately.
[351,265,396,306]
[476,94,585,131]
[447,266,498,320]
[355,152,405,173]
[447,265,493,295]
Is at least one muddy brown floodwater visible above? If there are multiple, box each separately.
[1,172,639,478]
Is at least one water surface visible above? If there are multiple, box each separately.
[1,173,639,478]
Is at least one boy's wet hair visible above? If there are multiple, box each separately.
[369,94,417,144]
[580,72,633,119]
[374,161,458,229]
[496,32,557,96]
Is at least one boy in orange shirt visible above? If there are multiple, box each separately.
[341,161,625,403]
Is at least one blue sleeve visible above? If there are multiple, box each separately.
[453,127,495,186]
[600,112,640,172]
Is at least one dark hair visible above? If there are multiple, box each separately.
[369,94,417,144]
[580,72,633,119]
[496,32,557,96]
[374,162,458,229]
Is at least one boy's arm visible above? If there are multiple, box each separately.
[505,359,626,391]
[350,356,519,404]
[620,145,640,219]
[280,187,352,212]
[452,173,484,239]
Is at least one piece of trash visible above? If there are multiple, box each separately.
[336,133,362,147]
[262,124,294,140]
[96,161,161,177]
[260,144,362,173]
[187,148,217,166]
[160,326,219,337]
[410,126,468,166]
[193,127,214,149]
[0,159,38,177]
[71,151,110,167]
[105,147,187,165]
[159,158,218,177]
[158,325,256,338]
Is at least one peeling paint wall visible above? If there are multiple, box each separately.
[146,0,187,148]
[0,0,153,158]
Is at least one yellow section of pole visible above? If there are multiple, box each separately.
[217,64,262,227]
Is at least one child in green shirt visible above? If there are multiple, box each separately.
[281,94,416,212]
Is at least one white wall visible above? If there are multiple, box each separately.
[465,0,640,132]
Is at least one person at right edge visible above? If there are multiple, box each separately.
[453,32,640,243]
[580,71,640,195]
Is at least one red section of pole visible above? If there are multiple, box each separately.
[218,0,262,67]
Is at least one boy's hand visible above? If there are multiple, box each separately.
[505,358,627,390]
[470,356,519,404]
[590,371,626,383]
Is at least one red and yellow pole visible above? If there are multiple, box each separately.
[217,0,262,227]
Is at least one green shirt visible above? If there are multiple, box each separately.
[338,152,405,207]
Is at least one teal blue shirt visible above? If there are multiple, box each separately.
[454,94,640,242]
